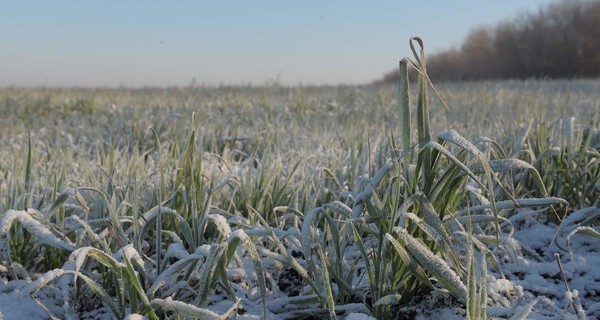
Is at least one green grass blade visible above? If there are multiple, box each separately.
[123,251,158,320]
[25,129,32,209]
[229,229,267,319]
[466,206,476,320]
[478,252,487,320]
[316,247,336,320]
[398,58,412,181]
[197,243,227,306]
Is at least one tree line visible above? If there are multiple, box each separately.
[380,0,600,83]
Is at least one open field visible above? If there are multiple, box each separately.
[0,79,599,319]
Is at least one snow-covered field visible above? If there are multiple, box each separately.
[1,205,598,319]
[0,80,598,319]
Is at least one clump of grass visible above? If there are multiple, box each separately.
[511,117,600,221]
[255,38,565,320]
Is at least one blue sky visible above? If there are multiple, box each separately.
[0,0,556,87]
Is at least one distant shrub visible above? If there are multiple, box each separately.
[379,0,600,83]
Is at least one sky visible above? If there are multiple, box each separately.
[0,0,557,87]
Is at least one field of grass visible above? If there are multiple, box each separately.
[0,60,599,320]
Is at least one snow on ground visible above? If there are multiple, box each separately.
[0,290,47,319]
[490,218,600,319]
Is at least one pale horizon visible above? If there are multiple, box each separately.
[1,0,557,88]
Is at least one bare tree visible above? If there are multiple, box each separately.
[378,0,600,83]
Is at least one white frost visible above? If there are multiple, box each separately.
[0,209,75,251]
[207,213,231,238]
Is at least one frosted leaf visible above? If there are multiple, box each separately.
[207,214,231,239]
[351,161,395,219]
[22,268,65,294]
[301,207,322,252]
[0,209,75,251]
[64,247,95,272]
[142,206,177,223]
[395,227,467,303]
[438,130,486,160]
[115,245,144,270]
[150,297,221,319]
[455,197,568,215]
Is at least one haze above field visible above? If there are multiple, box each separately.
[1,0,555,87]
